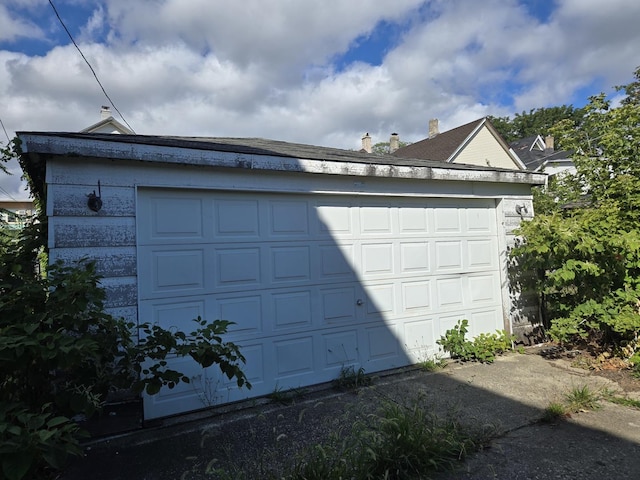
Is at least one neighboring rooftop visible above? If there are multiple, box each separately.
[393,118,482,162]
[392,117,525,170]
[510,135,573,172]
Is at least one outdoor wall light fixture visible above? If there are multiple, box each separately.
[87,181,103,212]
[515,203,528,218]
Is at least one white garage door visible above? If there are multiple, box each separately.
[137,189,503,419]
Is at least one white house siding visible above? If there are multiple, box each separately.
[454,127,519,170]
[44,152,541,419]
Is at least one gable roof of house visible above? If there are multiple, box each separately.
[81,116,134,135]
[393,119,481,161]
[393,117,525,169]
[509,135,573,171]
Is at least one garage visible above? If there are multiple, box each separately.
[17,132,545,420]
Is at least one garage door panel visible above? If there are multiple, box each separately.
[316,203,353,237]
[435,241,463,271]
[400,242,430,273]
[468,239,496,268]
[142,298,207,333]
[139,195,209,245]
[215,247,261,286]
[466,206,495,233]
[142,356,205,419]
[360,206,392,235]
[214,198,260,238]
[271,291,313,329]
[269,200,310,236]
[436,277,464,308]
[403,318,436,360]
[323,330,359,367]
[399,207,429,233]
[321,286,357,323]
[364,283,395,317]
[470,310,502,336]
[154,249,206,292]
[137,189,505,419]
[319,243,356,279]
[364,324,401,366]
[434,206,462,233]
[401,280,432,313]
[271,246,311,282]
[274,336,315,378]
[468,274,500,305]
[216,294,262,334]
[220,342,265,388]
[361,242,394,276]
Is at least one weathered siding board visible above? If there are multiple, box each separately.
[99,277,138,309]
[105,306,138,325]
[50,247,136,277]
[49,184,135,217]
[52,218,136,248]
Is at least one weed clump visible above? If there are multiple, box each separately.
[437,319,515,363]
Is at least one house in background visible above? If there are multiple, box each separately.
[392,118,526,171]
[0,200,36,229]
[81,106,134,135]
[510,135,575,177]
[18,130,545,420]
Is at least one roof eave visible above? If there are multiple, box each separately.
[18,132,546,186]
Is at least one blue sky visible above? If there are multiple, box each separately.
[1,0,640,199]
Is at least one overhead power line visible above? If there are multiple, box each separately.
[48,0,136,134]
[0,184,18,202]
[0,116,10,144]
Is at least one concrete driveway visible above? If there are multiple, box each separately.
[61,351,640,479]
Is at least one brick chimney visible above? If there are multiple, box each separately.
[100,106,112,119]
[428,118,439,139]
[361,132,372,153]
[544,135,554,152]
[389,133,400,153]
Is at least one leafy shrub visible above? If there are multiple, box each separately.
[0,218,250,479]
[437,320,515,363]
[511,79,640,350]
[0,403,86,480]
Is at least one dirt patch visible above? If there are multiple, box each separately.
[536,343,640,394]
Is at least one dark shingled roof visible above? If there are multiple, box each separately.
[509,136,573,171]
[392,118,484,162]
[19,131,524,172]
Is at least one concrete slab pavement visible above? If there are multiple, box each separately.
[61,352,640,479]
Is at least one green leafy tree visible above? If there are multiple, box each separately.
[372,140,410,154]
[511,71,640,348]
[490,105,585,144]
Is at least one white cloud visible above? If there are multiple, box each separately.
[0,3,45,43]
[1,0,640,199]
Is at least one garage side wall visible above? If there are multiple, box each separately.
[46,162,138,327]
[499,197,540,342]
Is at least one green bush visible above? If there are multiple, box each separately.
[511,80,640,349]
[0,219,250,479]
[437,320,515,363]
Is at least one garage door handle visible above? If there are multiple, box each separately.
[356,299,363,306]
